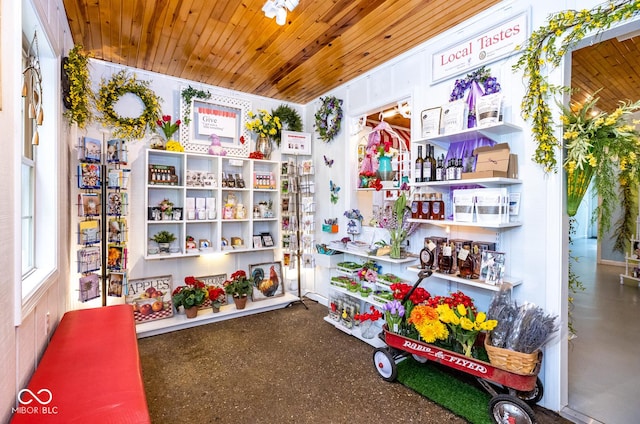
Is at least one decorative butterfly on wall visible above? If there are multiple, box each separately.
[329,180,340,204]
[323,155,334,167]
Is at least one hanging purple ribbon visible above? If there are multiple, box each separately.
[466,80,485,129]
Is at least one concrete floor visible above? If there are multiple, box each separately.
[566,238,640,424]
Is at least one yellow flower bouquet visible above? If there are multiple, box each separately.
[436,303,497,357]
[245,109,282,139]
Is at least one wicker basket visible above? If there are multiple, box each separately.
[484,338,541,375]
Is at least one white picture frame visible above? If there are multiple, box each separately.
[281,130,312,155]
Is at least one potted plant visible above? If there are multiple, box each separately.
[207,286,226,313]
[151,230,176,254]
[172,276,207,318]
[223,270,253,309]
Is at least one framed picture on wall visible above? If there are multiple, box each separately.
[249,262,285,301]
[281,130,312,155]
[180,93,251,157]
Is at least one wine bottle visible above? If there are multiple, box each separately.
[435,155,444,181]
[423,144,432,182]
[429,145,437,181]
[415,145,425,183]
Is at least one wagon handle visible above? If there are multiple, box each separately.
[401,269,433,304]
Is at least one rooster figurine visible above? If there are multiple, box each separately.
[252,266,280,297]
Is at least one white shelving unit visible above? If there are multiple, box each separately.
[407,265,522,292]
[145,149,280,259]
[619,219,640,286]
[136,293,299,338]
[322,245,417,347]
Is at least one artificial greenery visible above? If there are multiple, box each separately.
[314,96,343,143]
[180,86,212,125]
[513,0,640,173]
[150,230,176,244]
[397,359,492,424]
[62,45,93,128]
[560,93,640,251]
[272,104,303,147]
[96,70,162,139]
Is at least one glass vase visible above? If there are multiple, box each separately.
[255,136,272,159]
[390,238,404,259]
[377,155,394,181]
[360,320,380,339]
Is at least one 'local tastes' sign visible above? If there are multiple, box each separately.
[432,12,528,83]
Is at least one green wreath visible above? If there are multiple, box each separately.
[314,96,343,143]
[96,70,162,139]
[272,104,303,147]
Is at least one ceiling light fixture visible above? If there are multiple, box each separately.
[263,0,298,26]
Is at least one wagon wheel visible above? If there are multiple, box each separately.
[515,377,544,405]
[488,394,537,424]
[373,348,398,382]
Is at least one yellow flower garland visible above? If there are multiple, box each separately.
[513,0,640,173]
[96,70,162,139]
[62,45,93,128]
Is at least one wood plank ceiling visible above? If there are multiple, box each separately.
[62,0,640,114]
[62,0,502,104]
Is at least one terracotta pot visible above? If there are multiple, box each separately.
[233,296,248,310]
[185,306,198,318]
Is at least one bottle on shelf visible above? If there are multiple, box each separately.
[458,243,474,278]
[419,193,430,220]
[435,154,444,181]
[438,242,454,274]
[420,238,435,270]
[423,144,432,182]
[414,145,425,183]
[429,145,437,181]
[430,193,445,220]
[455,158,463,180]
[411,193,421,219]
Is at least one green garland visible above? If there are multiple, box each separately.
[314,96,343,143]
[181,86,211,126]
[62,45,93,128]
[272,104,302,147]
[96,70,162,139]
[513,0,640,173]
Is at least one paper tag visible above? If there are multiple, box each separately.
[458,248,469,261]
[427,240,437,251]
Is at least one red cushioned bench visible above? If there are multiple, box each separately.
[11,304,151,424]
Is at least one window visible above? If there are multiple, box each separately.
[18,24,59,317]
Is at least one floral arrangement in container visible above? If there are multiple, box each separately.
[449,66,501,129]
[560,92,640,253]
[158,198,173,216]
[436,303,497,357]
[375,193,420,258]
[359,121,400,182]
[245,109,281,159]
[150,230,176,253]
[354,306,383,339]
[223,270,253,309]
[358,170,382,190]
[344,208,364,235]
[207,286,226,313]
[346,280,360,293]
[157,115,181,141]
[172,276,207,318]
[382,299,405,334]
[408,304,450,344]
